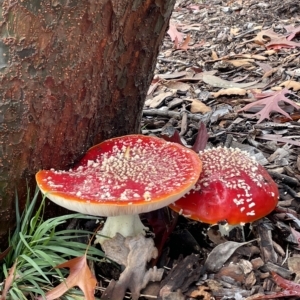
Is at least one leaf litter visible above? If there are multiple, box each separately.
[139,0,300,299]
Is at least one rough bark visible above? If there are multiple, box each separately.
[0,0,175,245]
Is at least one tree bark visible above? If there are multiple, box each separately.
[0,0,175,245]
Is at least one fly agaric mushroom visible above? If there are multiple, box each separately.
[36,134,202,244]
[169,147,278,235]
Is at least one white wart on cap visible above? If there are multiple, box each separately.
[170,147,278,225]
[36,134,202,217]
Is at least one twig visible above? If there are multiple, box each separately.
[143,109,203,121]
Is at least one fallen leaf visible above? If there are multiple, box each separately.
[192,122,209,152]
[160,125,185,147]
[256,61,273,73]
[167,23,183,43]
[266,37,300,50]
[37,255,97,300]
[163,81,191,92]
[189,285,212,300]
[145,91,174,108]
[251,271,300,299]
[211,50,218,60]
[101,233,164,300]
[0,260,17,300]
[230,27,240,36]
[285,24,300,41]
[226,59,254,67]
[203,74,258,89]
[236,54,267,60]
[290,227,300,248]
[176,33,191,50]
[204,240,255,273]
[280,80,300,91]
[186,99,211,113]
[211,88,247,98]
[254,28,283,45]
[238,88,300,123]
[157,71,187,80]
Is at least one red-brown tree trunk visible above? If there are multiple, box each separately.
[0,0,175,246]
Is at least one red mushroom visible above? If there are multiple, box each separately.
[169,147,278,233]
[36,134,202,244]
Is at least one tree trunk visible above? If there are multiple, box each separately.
[0,0,175,246]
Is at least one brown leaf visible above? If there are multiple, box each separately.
[280,80,300,91]
[1,260,17,300]
[0,247,12,262]
[177,34,191,51]
[226,59,254,67]
[254,28,283,45]
[189,285,212,300]
[187,99,211,113]
[37,255,97,300]
[211,50,219,60]
[163,81,191,92]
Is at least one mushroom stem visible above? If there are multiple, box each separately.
[218,224,245,241]
[95,214,148,245]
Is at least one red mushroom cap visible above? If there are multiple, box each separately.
[169,147,278,225]
[36,134,202,216]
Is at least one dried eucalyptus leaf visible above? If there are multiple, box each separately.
[203,74,258,89]
[204,240,255,273]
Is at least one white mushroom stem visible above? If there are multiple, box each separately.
[218,223,245,241]
[95,214,148,245]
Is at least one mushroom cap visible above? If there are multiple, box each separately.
[36,134,202,216]
[169,147,278,225]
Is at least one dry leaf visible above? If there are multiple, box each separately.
[226,59,254,67]
[186,99,211,113]
[211,88,247,98]
[230,27,240,36]
[167,23,183,43]
[203,73,258,89]
[163,81,191,92]
[102,233,164,300]
[1,261,17,300]
[145,92,174,108]
[280,80,300,91]
[266,37,300,50]
[189,285,212,300]
[236,54,267,60]
[204,240,255,273]
[37,255,97,300]
[254,28,283,45]
[176,34,191,50]
[157,71,187,80]
[250,271,300,299]
[285,25,300,41]
[211,50,218,60]
[238,88,300,123]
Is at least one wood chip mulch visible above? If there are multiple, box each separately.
[98,1,300,299]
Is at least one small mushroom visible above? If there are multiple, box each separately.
[169,147,279,235]
[36,134,202,245]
